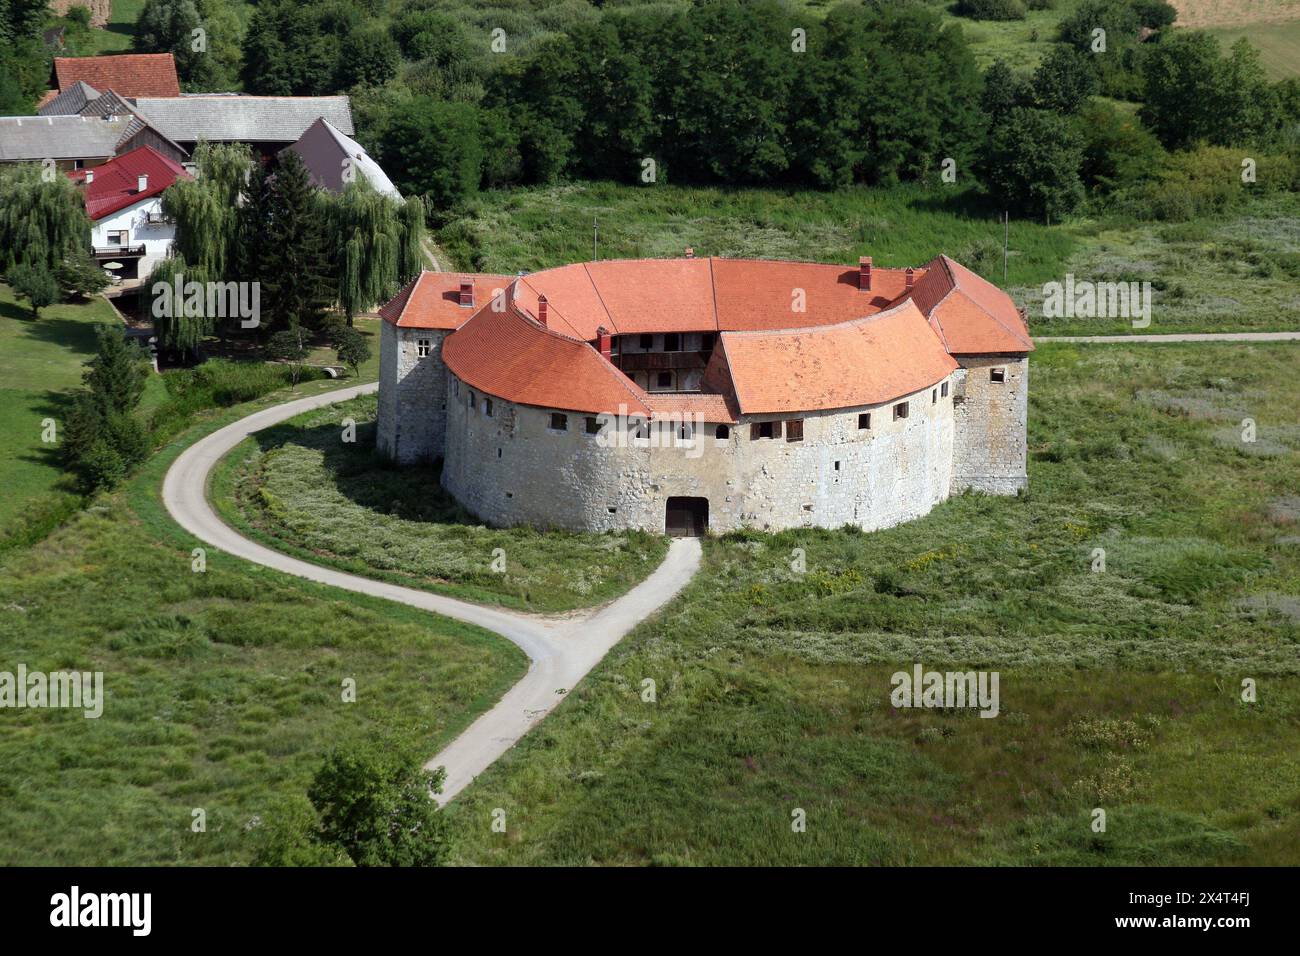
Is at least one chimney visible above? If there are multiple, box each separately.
[136,173,148,193]
[84,169,94,184]
[537,294,548,328]
[597,326,612,360]
[905,267,915,291]
[858,256,872,292]
[458,280,474,308]
[685,247,695,259]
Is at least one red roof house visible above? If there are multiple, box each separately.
[68,145,190,220]
[52,53,182,99]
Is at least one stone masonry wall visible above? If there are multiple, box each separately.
[376,323,449,464]
[951,355,1028,495]
[440,373,957,534]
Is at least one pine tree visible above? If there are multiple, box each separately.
[258,151,335,333]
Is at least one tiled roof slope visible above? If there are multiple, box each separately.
[53,54,181,99]
[442,302,651,417]
[904,255,1033,354]
[68,145,190,220]
[132,95,355,143]
[379,272,515,330]
[0,114,133,161]
[37,80,100,116]
[717,300,959,415]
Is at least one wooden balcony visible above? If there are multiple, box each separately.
[615,351,709,372]
[93,244,146,259]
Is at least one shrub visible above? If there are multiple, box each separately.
[956,0,1027,20]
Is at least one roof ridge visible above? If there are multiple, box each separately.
[581,262,619,335]
[706,257,721,333]
[719,297,924,339]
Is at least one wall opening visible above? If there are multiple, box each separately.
[665,496,708,537]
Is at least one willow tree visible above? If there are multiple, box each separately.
[161,141,253,280]
[330,182,427,324]
[0,164,91,273]
[146,253,216,352]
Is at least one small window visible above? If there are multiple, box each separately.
[786,419,804,442]
[585,416,601,435]
[468,391,475,409]
[73,159,85,170]
[990,367,1006,383]
[701,334,715,351]
[894,402,909,420]
[639,334,653,349]
[550,413,568,431]
[750,421,780,440]
[678,421,693,441]
[453,380,459,397]
[484,398,493,417]
[941,381,949,398]
[715,424,730,440]
[107,230,128,245]
[858,413,871,430]
[656,371,672,389]
[932,389,937,404]
[608,507,617,514]
[834,460,841,471]
[497,448,502,458]
[663,334,680,352]
[417,338,431,357]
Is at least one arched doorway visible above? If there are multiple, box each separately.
[665,497,708,536]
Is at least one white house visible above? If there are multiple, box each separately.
[68,144,190,285]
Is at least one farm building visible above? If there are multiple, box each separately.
[377,255,1032,535]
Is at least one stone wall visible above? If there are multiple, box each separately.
[376,323,449,464]
[951,354,1028,495]
[440,373,957,534]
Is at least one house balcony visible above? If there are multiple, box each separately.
[93,243,146,259]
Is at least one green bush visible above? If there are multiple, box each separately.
[956,0,1027,20]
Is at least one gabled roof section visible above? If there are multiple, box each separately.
[132,95,355,144]
[378,272,515,330]
[718,300,958,415]
[53,54,181,99]
[442,300,651,417]
[69,145,190,220]
[904,255,1033,354]
[283,117,400,199]
[0,114,132,161]
[710,258,919,332]
[37,80,99,116]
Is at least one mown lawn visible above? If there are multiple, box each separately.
[446,342,1300,865]
[0,285,120,541]
[1205,18,1300,80]
[0,387,527,866]
[213,394,670,612]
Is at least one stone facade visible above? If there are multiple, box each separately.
[951,355,1028,495]
[376,323,450,464]
[439,372,958,534]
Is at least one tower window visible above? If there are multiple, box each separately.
[417,338,431,357]
[715,424,730,440]
[549,413,568,431]
[941,381,949,398]
[991,367,1006,383]
[894,402,909,420]
[932,389,937,404]
[858,413,871,430]
[785,419,804,442]
[585,416,601,435]
[484,398,493,417]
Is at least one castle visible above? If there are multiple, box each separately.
[376,254,1031,536]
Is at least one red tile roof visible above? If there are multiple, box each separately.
[68,145,189,221]
[379,272,514,329]
[717,300,959,415]
[643,392,737,424]
[442,302,651,417]
[53,54,181,99]
[903,255,1034,354]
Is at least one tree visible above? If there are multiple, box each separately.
[1140,33,1272,149]
[264,328,309,385]
[6,262,59,317]
[1075,99,1165,194]
[329,181,423,323]
[61,325,152,492]
[134,0,244,90]
[0,165,93,274]
[57,248,111,299]
[307,740,453,867]
[379,98,484,208]
[244,151,334,334]
[981,107,1084,221]
[981,60,1032,126]
[336,26,399,89]
[334,325,370,378]
[1033,45,1099,114]
[161,141,253,280]
[240,0,343,96]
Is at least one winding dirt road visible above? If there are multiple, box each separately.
[161,382,701,804]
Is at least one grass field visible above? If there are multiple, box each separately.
[0,286,120,542]
[441,181,1076,288]
[213,394,670,612]
[1205,20,1300,80]
[0,383,526,866]
[445,341,1300,865]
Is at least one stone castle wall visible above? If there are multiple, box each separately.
[439,372,957,534]
[376,323,449,464]
[951,355,1028,495]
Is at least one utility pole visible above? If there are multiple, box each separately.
[1003,211,1009,284]
[593,217,598,262]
